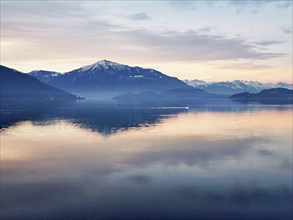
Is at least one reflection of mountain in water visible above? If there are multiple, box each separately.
[2,101,292,135]
[66,107,186,135]
[0,101,187,135]
[1,101,292,220]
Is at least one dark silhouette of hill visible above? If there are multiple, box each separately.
[113,88,228,106]
[0,65,77,101]
[231,88,293,104]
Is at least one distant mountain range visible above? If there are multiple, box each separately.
[184,79,293,94]
[231,88,293,104]
[113,88,228,106]
[0,65,76,101]
[29,60,191,99]
[1,60,292,104]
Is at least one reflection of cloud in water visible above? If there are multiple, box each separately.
[126,136,264,167]
[257,149,292,171]
[2,177,292,220]
[280,159,293,171]
[1,104,292,220]
[1,180,83,209]
[258,149,276,156]
[169,183,292,205]
[125,175,152,185]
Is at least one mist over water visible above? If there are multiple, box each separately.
[1,102,292,220]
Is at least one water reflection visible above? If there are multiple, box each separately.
[1,101,291,134]
[1,101,187,135]
[1,102,292,220]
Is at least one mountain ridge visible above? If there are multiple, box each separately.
[29,60,192,99]
[113,88,228,106]
[184,79,293,94]
[231,88,293,104]
[0,65,77,101]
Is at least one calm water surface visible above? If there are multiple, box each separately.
[1,102,292,220]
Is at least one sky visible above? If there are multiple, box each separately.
[0,0,292,83]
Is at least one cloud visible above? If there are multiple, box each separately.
[0,1,88,19]
[2,16,283,66]
[228,0,292,14]
[0,1,288,72]
[228,0,292,8]
[170,0,292,14]
[254,40,286,46]
[100,28,283,67]
[280,26,292,34]
[218,62,272,70]
[169,1,198,10]
[127,13,151,20]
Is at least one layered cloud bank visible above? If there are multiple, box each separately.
[1,1,292,82]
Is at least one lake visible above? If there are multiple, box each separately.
[1,101,292,220]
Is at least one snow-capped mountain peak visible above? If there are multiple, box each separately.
[183,79,208,87]
[80,60,127,72]
[183,79,293,94]
[68,60,170,80]
[29,60,190,99]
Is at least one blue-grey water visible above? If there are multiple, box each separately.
[0,101,292,220]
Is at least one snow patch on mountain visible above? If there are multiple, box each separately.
[184,79,208,88]
[29,70,62,83]
[80,60,127,72]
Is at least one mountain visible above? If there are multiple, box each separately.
[183,79,208,88]
[29,70,61,83]
[113,88,228,106]
[29,60,192,99]
[162,88,226,99]
[0,65,77,101]
[231,88,293,104]
[184,79,293,94]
